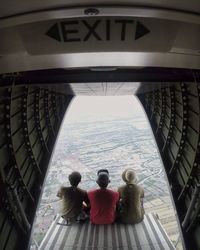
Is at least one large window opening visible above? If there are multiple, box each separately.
[30,96,182,250]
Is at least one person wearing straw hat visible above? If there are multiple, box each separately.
[117,168,144,224]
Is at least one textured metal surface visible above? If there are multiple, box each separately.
[0,84,72,250]
[39,214,175,250]
[138,81,200,250]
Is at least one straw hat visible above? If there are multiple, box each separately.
[122,169,137,184]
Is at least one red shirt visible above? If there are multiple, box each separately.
[88,188,119,224]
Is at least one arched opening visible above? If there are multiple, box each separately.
[30,96,182,249]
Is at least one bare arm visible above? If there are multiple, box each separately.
[141,187,144,198]
[84,192,90,208]
[57,187,63,199]
[140,187,145,214]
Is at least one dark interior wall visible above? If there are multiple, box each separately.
[0,76,200,250]
[138,82,200,250]
[0,84,72,250]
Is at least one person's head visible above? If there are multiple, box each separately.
[96,169,110,188]
[122,169,137,185]
[68,171,82,187]
[97,169,109,175]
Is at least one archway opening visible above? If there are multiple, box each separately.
[30,95,182,249]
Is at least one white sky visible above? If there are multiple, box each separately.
[65,96,145,122]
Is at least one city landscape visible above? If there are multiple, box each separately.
[31,103,182,249]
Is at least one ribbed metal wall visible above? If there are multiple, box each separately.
[0,84,72,250]
[1,79,200,250]
[138,82,200,249]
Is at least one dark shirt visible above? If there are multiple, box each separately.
[57,186,89,218]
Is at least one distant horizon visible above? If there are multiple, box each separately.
[64,96,146,123]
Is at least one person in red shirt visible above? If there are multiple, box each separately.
[88,169,119,224]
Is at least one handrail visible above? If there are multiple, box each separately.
[12,186,31,231]
[182,184,200,230]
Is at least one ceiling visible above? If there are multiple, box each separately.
[0,1,199,75]
[1,68,199,96]
[1,0,200,18]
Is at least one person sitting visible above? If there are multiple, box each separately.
[57,171,89,224]
[88,169,119,224]
[117,168,144,224]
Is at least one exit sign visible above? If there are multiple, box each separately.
[20,17,177,54]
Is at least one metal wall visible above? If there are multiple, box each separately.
[0,84,72,250]
[1,79,200,250]
[138,82,200,249]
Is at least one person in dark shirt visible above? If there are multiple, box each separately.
[88,169,119,224]
[57,171,89,224]
[117,168,144,224]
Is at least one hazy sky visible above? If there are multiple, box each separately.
[65,96,145,122]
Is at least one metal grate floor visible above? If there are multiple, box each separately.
[39,213,176,250]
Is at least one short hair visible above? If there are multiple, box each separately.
[97,172,110,188]
[68,172,81,187]
[97,169,109,175]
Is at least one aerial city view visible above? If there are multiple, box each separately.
[31,96,182,249]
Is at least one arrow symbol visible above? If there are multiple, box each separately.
[135,21,150,40]
[46,23,61,42]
